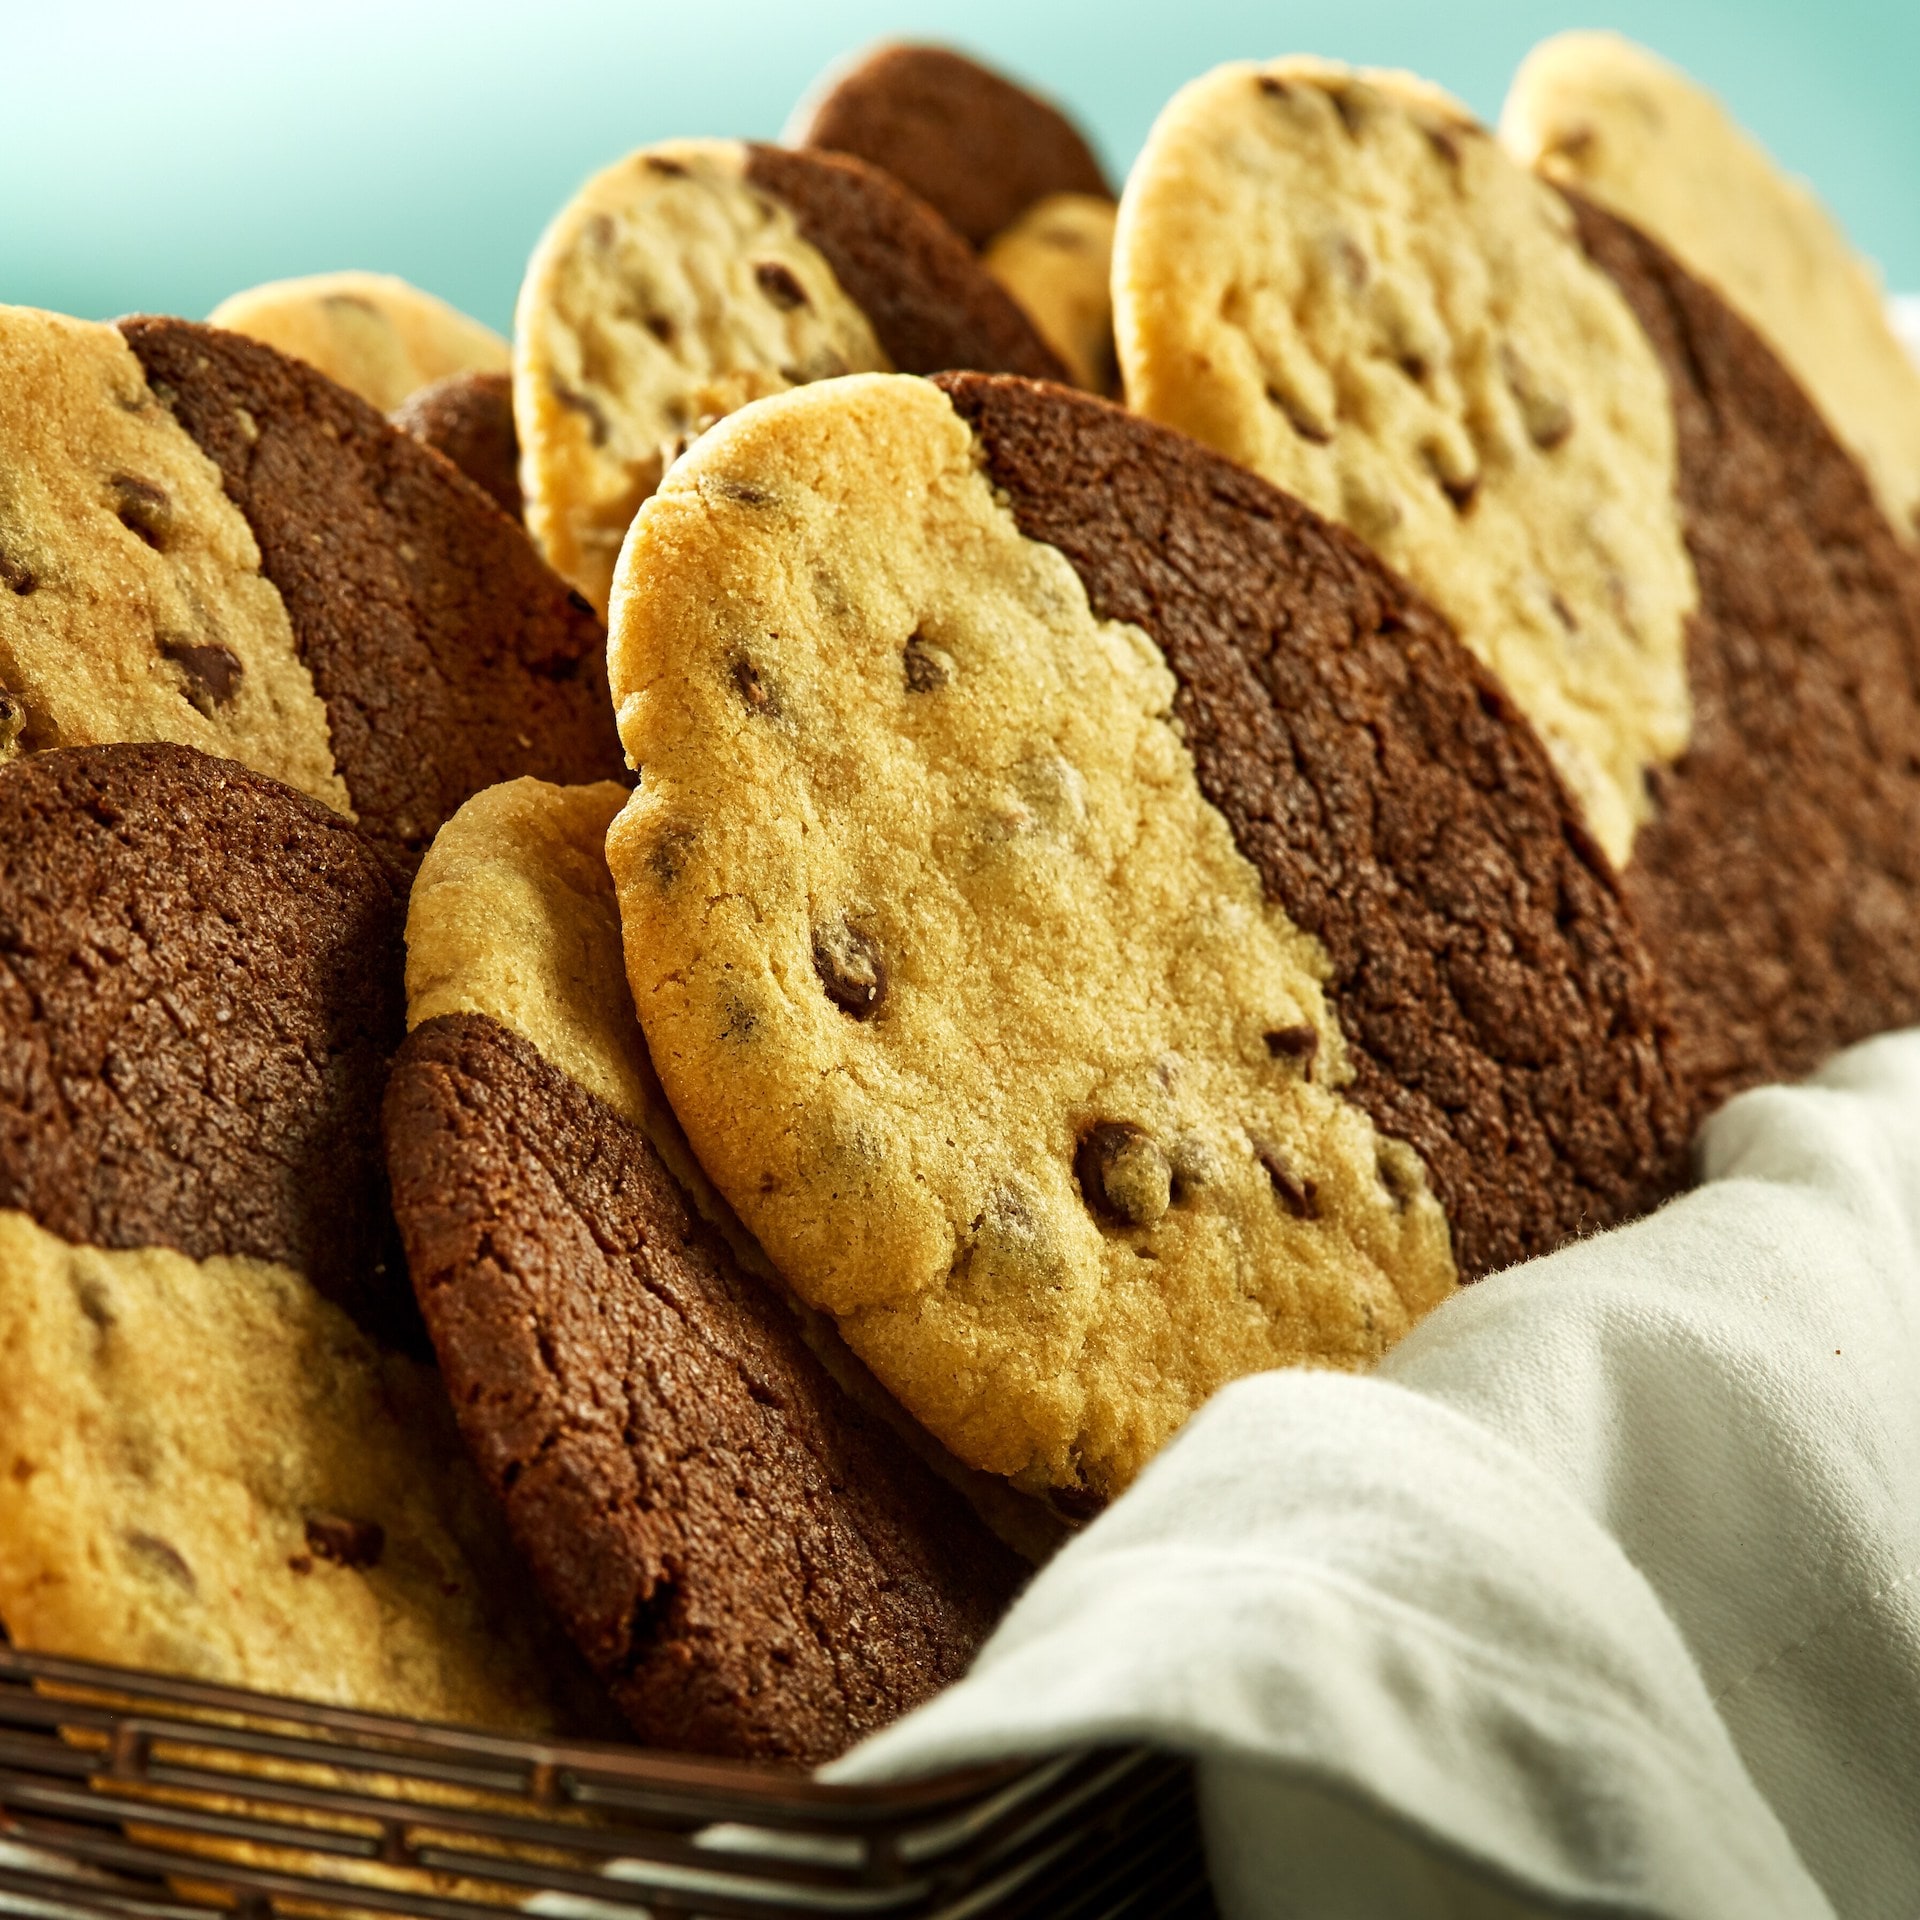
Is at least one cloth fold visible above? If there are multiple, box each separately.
[831,1031,1920,1919]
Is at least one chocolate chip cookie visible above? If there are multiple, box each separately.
[514,139,1066,614]
[1504,32,1920,541]
[790,42,1111,250]
[209,271,510,413]
[603,372,1688,1502]
[386,779,1022,1761]
[1114,61,1697,868]
[0,742,568,1729]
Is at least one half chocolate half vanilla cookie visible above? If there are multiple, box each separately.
[513,139,1067,615]
[603,372,1690,1504]
[789,42,1120,391]
[0,307,623,868]
[384,779,1024,1763]
[0,743,572,1728]
[1114,61,1920,1105]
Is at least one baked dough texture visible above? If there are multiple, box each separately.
[0,306,345,808]
[1114,60,1697,866]
[985,192,1119,394]
[1503,31,1920,541]
[209,270,509,413]
[0,1211,561,1731]
[515,141,890,615]
[606,374,1458,1499]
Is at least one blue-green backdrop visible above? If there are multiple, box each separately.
[5,1,1915,334]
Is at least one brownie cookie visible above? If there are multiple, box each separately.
[514,139,1065,614]
[789,43,1111,251]
[1573,200,1920,1104]
[0,743,567,1727]
[1113,61,1697,867]
[209,271,510,413]
[1504,32,1920,541]
[386,779,1022,1761]
[392,370,522,519]
[603,374,1687,1500]
[0,306,345,807]
[118,316,624,866]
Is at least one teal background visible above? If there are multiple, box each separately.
[5,1,1916,336]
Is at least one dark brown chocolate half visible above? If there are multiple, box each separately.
[0,743,412,1342]
[792,42,1111,249]
[384,1012,1023,1763]
[118,319,624,869]
[391,370,522,521]
[936,372,1692,1278]
[1569,198,1920,1108]
[742,145,1068,385]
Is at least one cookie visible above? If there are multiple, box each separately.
[602,373,1688,1501]
[0,743,567,1728]
[1113,61,1698,868]
[514,139,1066,615]
[1502,32,1920,541]
[208,271,510,413]
[385,779,1023,1760]
[1572,199,1920,1104]
[391,369,523,519]
[0,307,345,808]
[0,306,623,867]
[789,42,1111,251]
[984,194,1121,395]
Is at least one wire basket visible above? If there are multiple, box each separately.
[0,1645,1215,1919]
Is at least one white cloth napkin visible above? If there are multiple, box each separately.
[829,1029,1920,1919]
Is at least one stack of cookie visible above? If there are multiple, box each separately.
[3,29,1919,1767]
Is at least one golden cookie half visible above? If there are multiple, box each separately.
[385,779,1024,1761]
[604,372,1689,1502]
[1502,31,1920,542]
[208,270,509,413]
[513,138,1066,616]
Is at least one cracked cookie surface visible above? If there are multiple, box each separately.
[603,374,1688,1499]
[388,779,1020,1760]
[1114,60,1696,865]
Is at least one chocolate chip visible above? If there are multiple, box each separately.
[813,919,887,1019]
[551,380,611,447]
[1267,387,1332,445]
[1326,85,1368,138]
[1075,1122,1173,1228]
[903,631,952,692]
[644,314,676,344]
[0,689,22,756]
[1398,353,1429,384]
[286,1553,314,1575]
[703,476,772,507]
[1500,345,1574,452]
[731,653,778,715]
[646,154,690,177]
[304,1512,385,1571]
[126,1531,196,1591]
[754,261,810,311]
[110,474,173,550]
[0,551,34,595]
[1256,75,1292,100]
[1048,1485,1107,1524]
[1256,1142,1320,1220]
[647,822,697,887]
[160,639,244,716]
[1264,1024,1319,1072]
